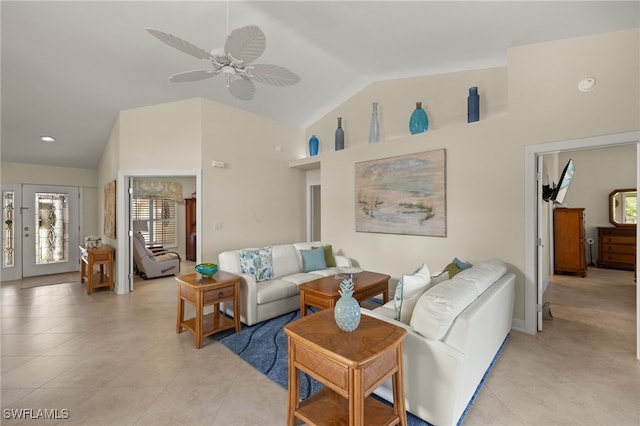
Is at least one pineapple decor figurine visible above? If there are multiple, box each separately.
[334,275,361,332]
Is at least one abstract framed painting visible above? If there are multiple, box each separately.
[355,149,446,237]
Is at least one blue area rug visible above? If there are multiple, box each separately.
[214,309,508,426]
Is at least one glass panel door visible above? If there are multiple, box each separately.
[22,185,79,277]
[1,184,21,281]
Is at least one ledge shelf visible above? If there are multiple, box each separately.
[289,156,321,170]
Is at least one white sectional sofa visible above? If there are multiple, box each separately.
[218,242,352,326]
[363,259,515,426]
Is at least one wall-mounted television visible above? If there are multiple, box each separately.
[542,159,575,204]
[551,159,575,204]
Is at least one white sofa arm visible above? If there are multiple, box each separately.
[219,250,260,325]
[362,308,465,426]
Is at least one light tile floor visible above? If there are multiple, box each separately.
[1,266,638,425]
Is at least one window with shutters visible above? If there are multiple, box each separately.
[132,198,177,247]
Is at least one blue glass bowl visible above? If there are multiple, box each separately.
[195,263,218,278]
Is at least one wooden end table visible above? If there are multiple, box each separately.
[79,245,114,295]
[175,271,241,349]
[285,308,407,426]
[299,271,390,317]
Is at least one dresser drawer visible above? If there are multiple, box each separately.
[600,253,635,265]
[600,235,635,246]
[602,244,635,255]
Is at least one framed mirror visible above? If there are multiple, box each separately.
[609,188,637,226]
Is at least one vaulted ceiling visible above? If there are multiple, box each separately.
[2,1,638,169]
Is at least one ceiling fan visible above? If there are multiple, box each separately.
[146,25,301,101]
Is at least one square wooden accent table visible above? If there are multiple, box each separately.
[299,271,390,317]
[285,308,408,426]
[175,271,241,349]
[79,245,114,295]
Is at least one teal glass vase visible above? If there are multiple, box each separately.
[409,101,429,134]
[334,276,360,332]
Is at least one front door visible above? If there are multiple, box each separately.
[21,185,79,277]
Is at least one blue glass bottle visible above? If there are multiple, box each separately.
[308,135,319,156]
[468,87,479,123]
[335,117,344,151]
[409,102,429,134]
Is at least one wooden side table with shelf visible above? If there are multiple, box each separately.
[284,308,408,426]
[79,245,114,295]
[175,271,241,349]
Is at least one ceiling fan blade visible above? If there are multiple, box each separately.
[225,25,266,64]
[169,69,219,82]
[146,28,213,61]
[248,64,301,87]
[228,76,256,101]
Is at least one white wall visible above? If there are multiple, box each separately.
[0,162,98,238]
[305,28,640,324]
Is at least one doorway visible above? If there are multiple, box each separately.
[116,171,200,294]
[525,130,640,359]
[1,184,80,280]
[309,184,321,241]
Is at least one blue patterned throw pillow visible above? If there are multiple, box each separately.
[239,247,274,282]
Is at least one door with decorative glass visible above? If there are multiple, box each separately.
[2,185,22,281]
[21,185,79,277]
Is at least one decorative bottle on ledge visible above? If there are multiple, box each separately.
[308,135,319,156]
[335,117,345,151]
[369,102,380,144]
[467,86,480,123]
[409,102,429,134]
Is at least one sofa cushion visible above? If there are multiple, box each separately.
[271,244,301,278]
[255,279,300,304]
[410,276,479,340]
[313,245,336,267]
[280,272,323,286]
[300,247,327,272]
[239,247,274,282]
[455,258,507,295]
[393,264,432,324]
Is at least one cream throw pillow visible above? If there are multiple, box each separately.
[393,264,432,324]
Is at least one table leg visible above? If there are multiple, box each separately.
[233,280,241,333]
[393,345,408,426]
[194,291,203,349]
[287,337,299,426]
[299,291,307,317]
[87,261,93,295]
[176,286,184,334]
[351,369,365,426]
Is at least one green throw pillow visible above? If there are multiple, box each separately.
[312,245,336,267]
[443,261,463,278]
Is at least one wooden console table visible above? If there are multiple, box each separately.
[175,271,241,349]
[79,245,114,295]
[285,308,407,426]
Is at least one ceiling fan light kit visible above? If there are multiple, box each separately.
[146,25,300,101]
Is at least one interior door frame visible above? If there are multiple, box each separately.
[524,130,640,360]
[116,169,201,294]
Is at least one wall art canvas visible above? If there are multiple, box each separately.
[104,180,116,239]
[355,149,446,237]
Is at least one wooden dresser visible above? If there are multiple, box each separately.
[597,226,636,271]
[554,208,587,277]
[185,197,196,261]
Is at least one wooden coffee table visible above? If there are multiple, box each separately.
[299,271,390,317]
[285,308,408,426]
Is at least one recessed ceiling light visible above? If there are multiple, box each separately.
[40,136,56,143]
